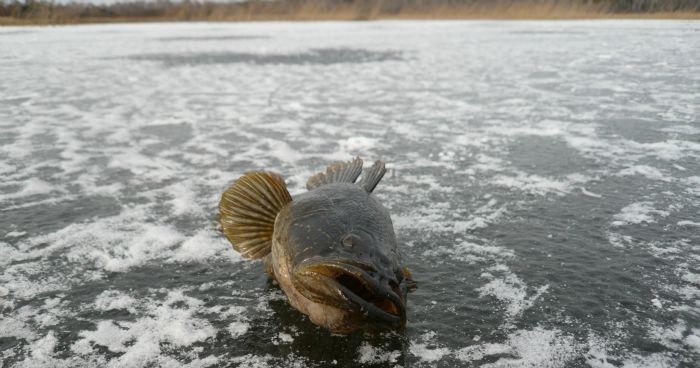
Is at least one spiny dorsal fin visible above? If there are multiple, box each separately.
[219,171,292,259]
[306,157,363,190]
[358,160,386,193]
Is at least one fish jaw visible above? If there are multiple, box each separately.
[292,259,407,332]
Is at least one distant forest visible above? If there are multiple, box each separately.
[1,0,699,24]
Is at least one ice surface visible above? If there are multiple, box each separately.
[1,20,699,368]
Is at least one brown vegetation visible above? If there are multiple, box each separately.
[1,0,699,25]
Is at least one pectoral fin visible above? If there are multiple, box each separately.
[219,171,292,259]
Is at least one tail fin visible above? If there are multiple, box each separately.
[219,172,292,259]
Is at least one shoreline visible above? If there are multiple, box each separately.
[3,13,700,26]
[2,1,699,26]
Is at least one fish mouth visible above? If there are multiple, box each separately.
[294,259,406,330]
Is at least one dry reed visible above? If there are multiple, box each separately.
[1,0,699,25]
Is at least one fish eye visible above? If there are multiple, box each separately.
[341,233,361,248]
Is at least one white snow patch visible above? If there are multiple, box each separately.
[618,353,676,368]
[0,162,15,174]
[585,335,618,368]
[166,181,205,216]
[356,342,400,364]
[649,320,686,350]
[338,136,378,153]
[477,266,549,320]
[172,229,235,263]
[108,150,179,182]
[248,138,307,164]
[612,202,669,226]
[673,164,686,171]
[492,172,589,196]
[424,240,514,264]
[230,354,275,367]
[607,232,633,248]
[581,187,602,198]
[76,290,216,368]
[228,322,250,338]
[451,199,508,232]
[0,315,36,341]
[5,230,26,237]
[683,176,700,195]
[685,329,700,353]
[277,332,293,343]
[12,205,234,274]
[94,290,138,313]
[455,327,578,367]
[410,331,451,363]
[0,178,55,203]
[16,331,59,367]
[682,272,700,285]
[617,165,672,182]
[660,125,700,135]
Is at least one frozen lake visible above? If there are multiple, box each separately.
[1,20,699,367]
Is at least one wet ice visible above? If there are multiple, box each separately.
[1,20,699,367]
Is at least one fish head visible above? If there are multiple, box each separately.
[284,185,408,332]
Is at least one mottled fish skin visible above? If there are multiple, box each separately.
[273,184,407,333]
[219,158,412,334]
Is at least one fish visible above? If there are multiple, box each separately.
[219,157,416,334]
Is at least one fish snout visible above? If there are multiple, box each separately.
[294,259,406,330]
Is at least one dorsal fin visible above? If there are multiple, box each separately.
[358,160,386,193]
[306,157,363,190]
[219,171,292,259]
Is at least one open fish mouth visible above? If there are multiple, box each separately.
[294,259,406,329]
